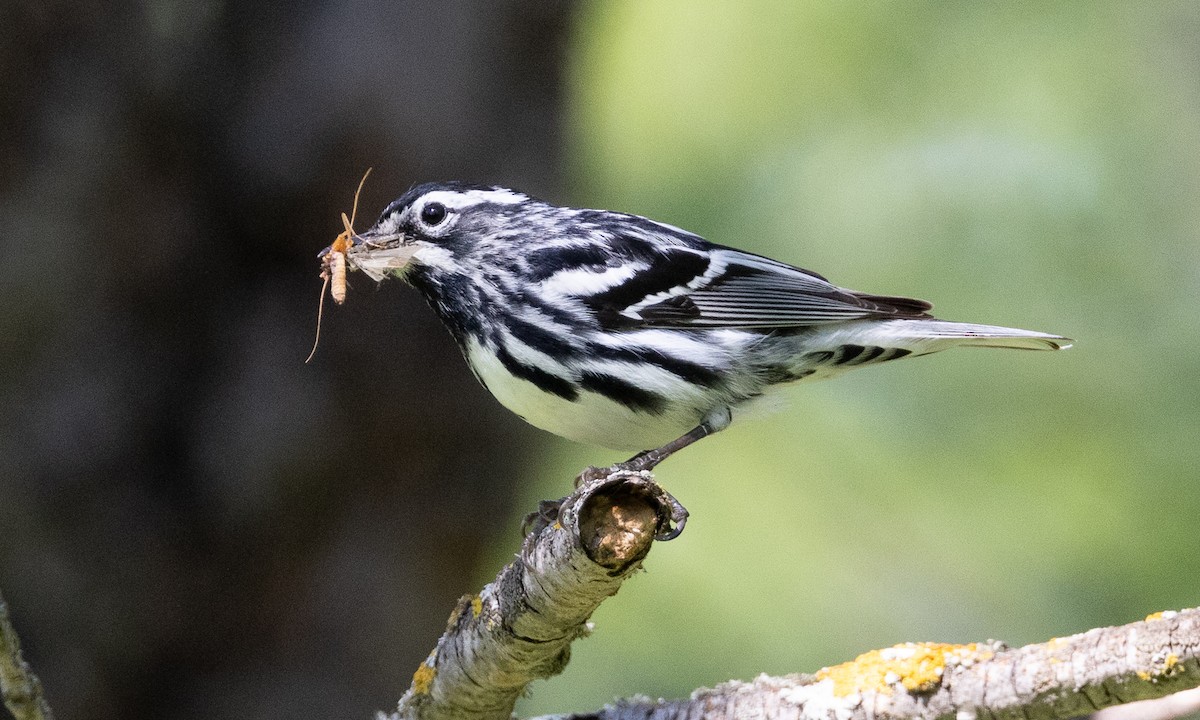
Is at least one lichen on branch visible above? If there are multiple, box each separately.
[538,607,1200,720]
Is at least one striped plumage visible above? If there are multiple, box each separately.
[342,182,1069,463]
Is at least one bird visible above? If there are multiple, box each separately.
[335,181,1070,478]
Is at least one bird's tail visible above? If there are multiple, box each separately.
[876,319,1072,351]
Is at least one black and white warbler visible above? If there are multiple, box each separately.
[338,182,1070,474]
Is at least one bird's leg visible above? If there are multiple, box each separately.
[531,415,714,542]
[569,408,732,540]
[612,424,717,475]
[586,425,713,541]
[582,406,733,482]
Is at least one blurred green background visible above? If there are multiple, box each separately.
[1,2,1197,719]
[510,2,1200,716]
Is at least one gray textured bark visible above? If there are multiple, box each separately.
[386,471,683,720]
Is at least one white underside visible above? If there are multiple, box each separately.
[464,337,708,450]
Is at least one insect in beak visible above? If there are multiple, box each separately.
[340,227,418,282]
[305,168,372,364]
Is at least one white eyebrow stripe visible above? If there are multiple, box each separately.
[418,188,528,210]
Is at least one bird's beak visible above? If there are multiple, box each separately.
[341,228,419,282]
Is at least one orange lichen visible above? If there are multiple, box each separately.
[1137,652,1182,682]
[816,642,993,697]
[412,651,438,695]
[1145,612,1165,621]
[445,594,488,631]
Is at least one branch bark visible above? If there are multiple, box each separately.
[0,589,55,720]
[529,607,1200,720]
[383,471,1199,720]
[385,470,685,720]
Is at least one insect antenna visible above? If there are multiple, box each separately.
[304,272,330,364]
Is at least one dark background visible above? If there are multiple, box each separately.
[5,3,1200,720]
[1,2,572,718]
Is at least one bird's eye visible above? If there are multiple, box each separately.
[420,202,448,226]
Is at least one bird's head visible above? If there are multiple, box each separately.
[343,181,534,283]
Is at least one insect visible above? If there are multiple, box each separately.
[305,168,372,363]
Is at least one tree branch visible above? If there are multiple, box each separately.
[381,470,1199,720]
[0,589,55,720]
[384,471,685,720]
[536,608,1200,720]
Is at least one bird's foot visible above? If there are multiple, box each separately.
[521,497,566,538]
[651,488,689,541]
[575,450,660,488]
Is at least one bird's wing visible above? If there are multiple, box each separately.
[581,245,933,329]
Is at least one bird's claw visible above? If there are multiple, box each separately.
[654,490,689,541]
[521,497,566,537]
[575,453,658,489]
[575,464,613,488]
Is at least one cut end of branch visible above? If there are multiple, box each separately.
[578,482,659,572]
